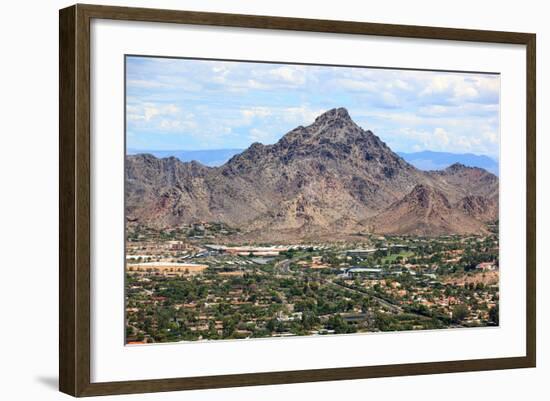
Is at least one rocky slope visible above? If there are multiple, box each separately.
[427,163,499,202]
[126,108,498,238]
[366,185,490,236]
[455,194,499,222]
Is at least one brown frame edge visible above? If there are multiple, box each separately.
[59,3,536,397]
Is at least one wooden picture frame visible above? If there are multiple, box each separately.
[59,3,536,397]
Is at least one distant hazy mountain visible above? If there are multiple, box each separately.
[129,149,498,175]
[397,150,499,175]
[127,148,244,167]
[126,108,498,239]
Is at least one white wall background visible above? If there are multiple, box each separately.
[0,1,546,400]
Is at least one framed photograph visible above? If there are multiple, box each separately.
[59,4,536,397]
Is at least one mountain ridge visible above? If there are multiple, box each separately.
[126,108,498,239]
[366,184,491,236]
[128,148,498,173]
[397,150,498,175]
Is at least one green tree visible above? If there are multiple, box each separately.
[222,317,236,338]
[451,304,469,324]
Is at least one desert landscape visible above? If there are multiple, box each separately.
[124,58,499,344]
[126,108,498,241]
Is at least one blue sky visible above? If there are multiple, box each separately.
[126,56,500,159]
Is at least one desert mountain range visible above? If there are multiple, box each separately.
[126,108,498,240]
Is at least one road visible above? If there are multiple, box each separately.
[320,277,404,313]
[274,257,403,313]
[273,258,429,317]
[274,258,292,274]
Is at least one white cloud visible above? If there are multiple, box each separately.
[388,126,497,157]
[240,105,323,127]
[266,66,306,85]
[241,106,273,120]
[127,103,180,122]
[280,106,324,125]
[380,92,400,107]
[453,81,479,99]
[127,102,201,134]
[420,74,498,103]
[418,105,449,115]
[434,127,450,146]
[482,130,498,144]
[248,128,273,142]
[475,76,500,93]
[127,79,167,88]
[126,57,500,155]
[387,79,413,91]
[330,78,377,91]
[144,106,160,121]
[421,75,452,95]
[210,65,230,83]
[159,119,181,129]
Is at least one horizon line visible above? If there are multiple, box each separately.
[127,147,498,160]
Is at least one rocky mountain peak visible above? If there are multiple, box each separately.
[263,108,373,160]
[314,107,352,124]
[126,107,498,238]
[312,107,359,134]
[445,162,478,173]
[403,184,451,209]
[367,183,489,236]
